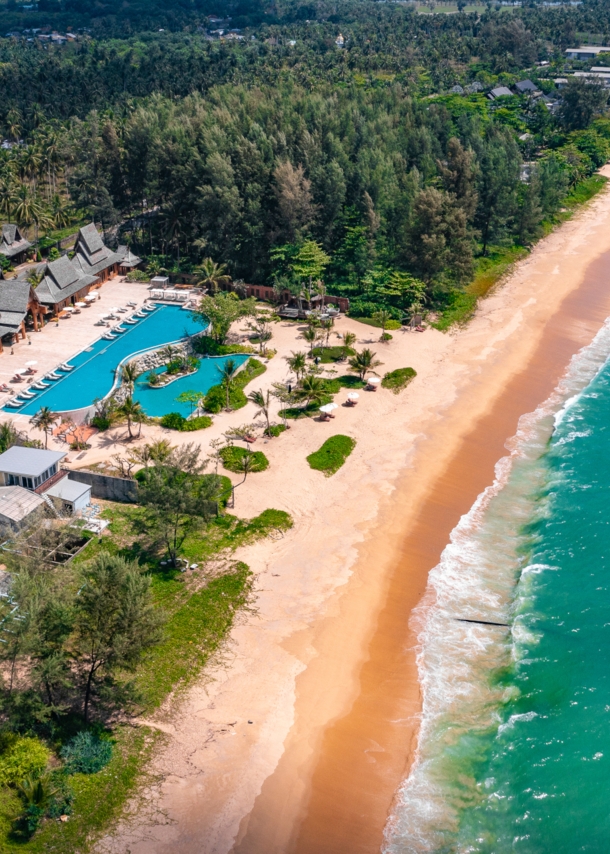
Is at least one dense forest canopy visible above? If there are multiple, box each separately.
[0,0,609,318]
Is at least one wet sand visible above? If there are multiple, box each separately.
[97,171,610,854]
[286,248,610,854]
[233,182,610,854]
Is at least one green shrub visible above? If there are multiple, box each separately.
[381,367,417,394]
[312,346,352,363]
[265,424,287,437]
[160,412,213,431]
[126,270,150,283]
[203,358,266,414]
[307,435,356,477]
[181,416,213,431]
[219,446,269,473]
[350,314,401,329]
[160,412,184,430]
[91,414,111,431]
[60,731,113,776]
[192,336,255,356]
[0,734,50,786]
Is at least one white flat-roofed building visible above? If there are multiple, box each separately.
[45,478,91,515]
[0,447,66,491]
[0,447,91,517]
[565,46,609,60]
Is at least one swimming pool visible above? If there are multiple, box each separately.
[132,354,250,418]
[5,304,208,417]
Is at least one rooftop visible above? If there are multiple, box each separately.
[0,447,66,477]
[46,477,90,503]
[0,485,44,523]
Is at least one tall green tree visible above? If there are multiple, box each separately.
[137,445,223,565]
[72,553,163,722]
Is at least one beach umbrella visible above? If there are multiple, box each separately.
[25,360,37,366]
[85,294,97,302]
[319,403,338,414]
[15,368,28,375]
[63,306,74,312]
[75,301,87,307]
[367,377,381,386]
[347,392,359,400]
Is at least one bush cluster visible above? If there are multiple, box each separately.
[307,435,356,477]
[160,412,213,431]
[203,358,266,414]
[381,367,417,394]
[219,445,269,473]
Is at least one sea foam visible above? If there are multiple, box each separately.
[383,318,610,854]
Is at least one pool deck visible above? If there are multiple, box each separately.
[0,276,154,398]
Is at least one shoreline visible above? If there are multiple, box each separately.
[97,170,610,854]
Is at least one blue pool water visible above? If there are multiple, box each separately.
[5,304,207,417]
[133,354,249,417]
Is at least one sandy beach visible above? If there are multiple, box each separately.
[72,169,610,854]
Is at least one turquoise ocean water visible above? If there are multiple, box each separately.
[385,319,610,854]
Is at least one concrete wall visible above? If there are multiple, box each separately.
[66,469,137,503]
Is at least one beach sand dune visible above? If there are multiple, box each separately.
[97,168,610,854]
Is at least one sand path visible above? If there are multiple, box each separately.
[95,169,610,854]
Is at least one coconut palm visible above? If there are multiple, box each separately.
[122,362,139,392]
[195,257,231,294]
[248,388,272,435]
[284,351,307,382]
[217,358,240,411]
[372,309,392,340]
[302,325,320,357]
[30,406,58,448]
[339,331,357,360]
[118,396,145,439]
[295,374,327,408]
[348,348,383,381]
[161,344,176,364]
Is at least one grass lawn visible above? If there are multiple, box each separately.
[382,367,417,394]
[219,445,270,474]
[279,376,365,419]
[0,498,292,852]
[203,358,266,413]
[307,435,356,476]
[0,726,156,854]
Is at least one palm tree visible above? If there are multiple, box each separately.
[5,109,21,143]
[349,349,383,381]
[295,375,327,409]
[122,362,139,393]
[30,406,58,448]
[217,358,240,411]
[195,258,231,294]
[321,317,334,347]
[118,396,145,439]
[27,268,44,288]
[302,326,320,357]
[285,351,307,381]
[50,194,72,229]
[161,344,176,364]
[372,309,392,340]
[248,388,272,435]
[339,331,357,360]
[13,185,40,235]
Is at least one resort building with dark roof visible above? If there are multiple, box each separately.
[116,245,143,275]
[0,278,47,350]
[73,223,122,283]
[0,224,32,265]
[35,255,98,314]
